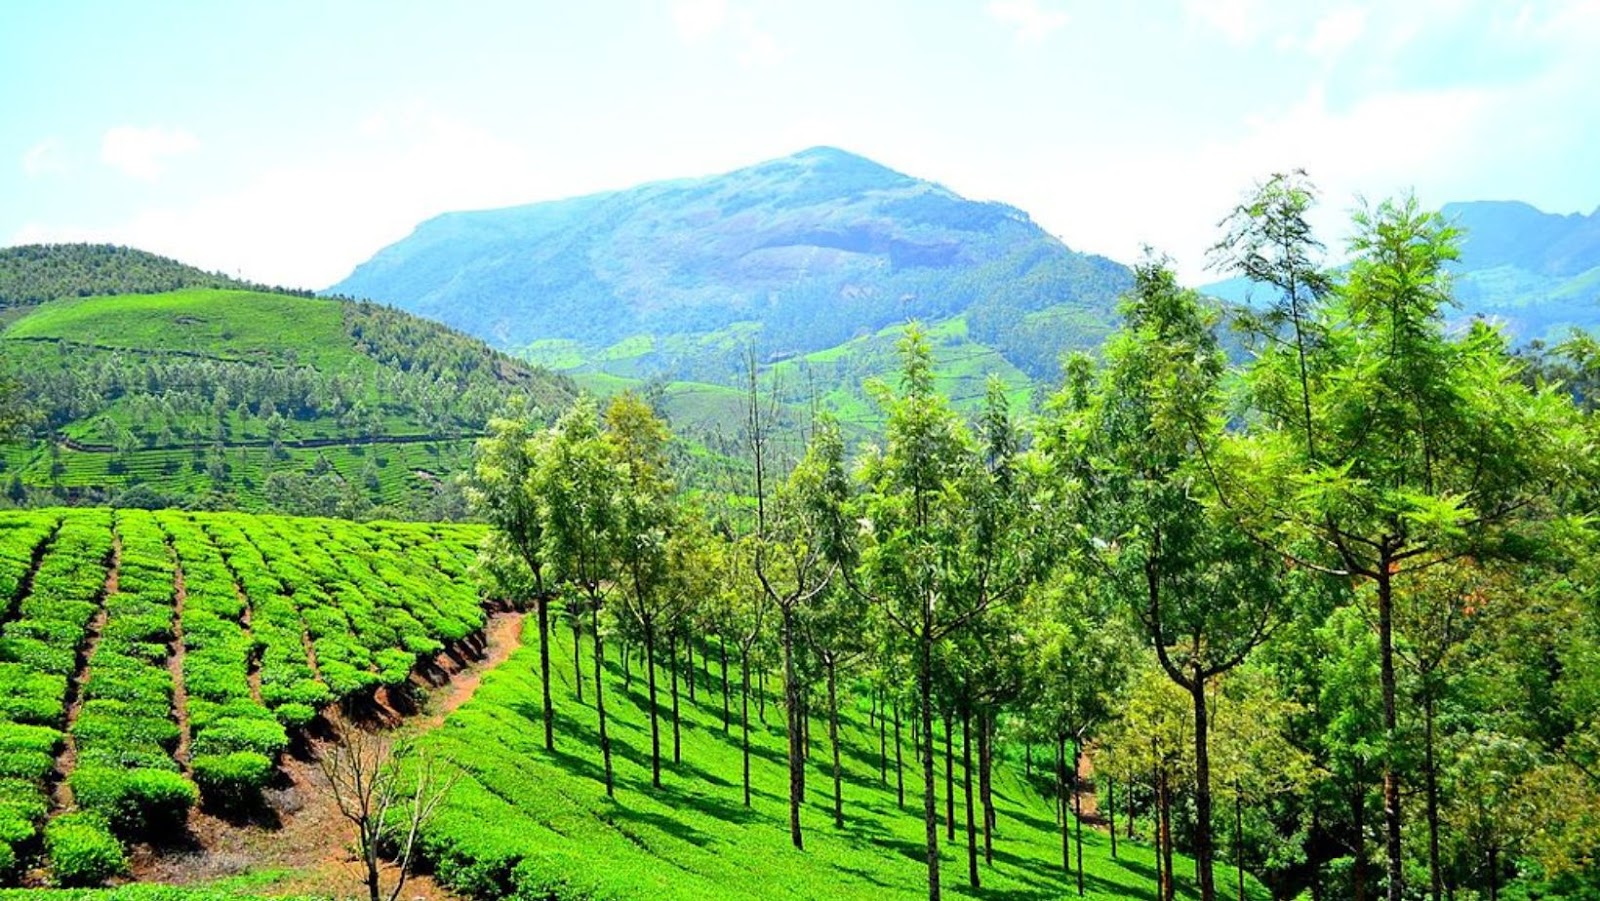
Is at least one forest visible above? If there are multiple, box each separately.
[458,176,1600,901]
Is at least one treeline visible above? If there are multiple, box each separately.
[0,244,309,308]
[470,176,1600,901]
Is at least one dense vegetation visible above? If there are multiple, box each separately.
[459,179,1600,901]
[0,262,576,517]
[0,508,485,886]
[0,245,285,311]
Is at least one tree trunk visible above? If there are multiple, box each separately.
[645,623,662,789]
[537,592,554,750]
[918,632,942,901]
[1424,694,1442,901]
[573,620,584,704]
[962,708,979,889]
[1109,775,1118,859]
[782,609,804,851]
[592,605,613,798]
[1160,766,1175,901]
[1073,742,1085,896]
[1376,563,1404,901]
[879,687,888,785]
[1353,784,1368,901]
[686,631,696,702]
[979,710,993,865]
[1487,842,1498,901]
[1059,737,1070,871]
[1235,787,1245,901]
[1191,677,1218,901]
[759,666,767,724]
[721,634,731,734]
[1127,779,1135,839]
[670,630,682,765]
[894,695,905,809]
[741,649,752,807]
[945,713,955,842]
[828,660,843,829]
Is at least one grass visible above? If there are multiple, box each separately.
[412,617,1267,900]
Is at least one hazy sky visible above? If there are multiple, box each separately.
[4,0,1598,288]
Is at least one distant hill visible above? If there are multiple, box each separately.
[0,243,287,310]
[0,246,575,517]
[329,147,1131,383]
[1203,200,1600,342]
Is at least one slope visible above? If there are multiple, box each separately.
[0,245,260,314]
[412,616,1266,901]
[329,146,1130,383]
[0,276,575,516]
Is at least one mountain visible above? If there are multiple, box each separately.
[1204,200,1600,342]
[330,147,1131,383]
[0,245,575,517]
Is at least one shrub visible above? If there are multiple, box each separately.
[272,702,317,729]
[0,748,55,780]
[46,811,127,887]
[70,767,198,838]
[192,751,273,806]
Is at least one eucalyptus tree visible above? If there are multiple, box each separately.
[853,328,1037,901]
[747,369,854,850]
[537,396,622,797]
[605,391,676,789]
[1211,196,1579,900]
[1053,257,1287,901]
[467,405,557,750]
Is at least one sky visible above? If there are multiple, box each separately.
[3,0,1598,288]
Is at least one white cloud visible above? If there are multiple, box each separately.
[16,110,555,288]
[735,14,786,67]
[672,0,728,42]
[1182,0,1266,45]
[100,126,199,180]
[986,0,1069,45]
[21,139,66,178]
[1305,6,1368,59]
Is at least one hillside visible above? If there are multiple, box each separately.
[409,616,1247,901]
[0,245,283,314]
[329,147,1131,383]
[0,253,576,517]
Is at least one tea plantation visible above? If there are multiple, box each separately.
[0,508,485,887]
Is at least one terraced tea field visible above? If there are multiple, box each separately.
[0,509,486,886]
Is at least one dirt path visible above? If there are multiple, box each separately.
[1076,749,1101,823]
[131,608,525,901]
[418,610,525,728]
[53,534,119,811]
[169,549,192,772]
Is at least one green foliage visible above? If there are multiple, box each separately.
[44,813,126,888]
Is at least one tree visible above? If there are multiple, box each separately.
[468,406,557,750]
[606,391,675,789]
[747,365,853,849]
[854,326,1033,901]
[1061,257,1286,901]
[1213,194,1579,901]
[538,397,622,797]
[319,729,458,901]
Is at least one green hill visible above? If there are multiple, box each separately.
[0,245,260,314]
[0,261,575,517]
